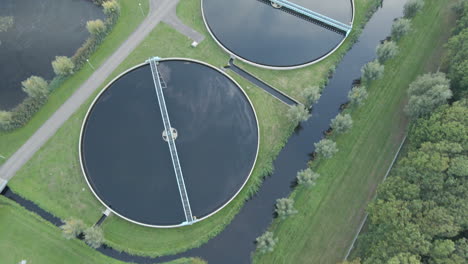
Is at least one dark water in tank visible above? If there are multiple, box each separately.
[0,0,104,110]
[202,0,353,67]
[81,60,258,226]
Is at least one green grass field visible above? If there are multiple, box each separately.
[0,196,203,264]
[0,0,150,166]
[7,0,383,259]
[253,0,457,263]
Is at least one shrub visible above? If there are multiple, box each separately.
[86,19,107,36]
[256,231,278,253]
[2,96,47,131]
[296,168,320,186]
[0,111,13,129]
[275,198,298,219]
[103,0,120,17]
[287,104,311,124]
[404,0,425,18]
[331,113,353,134]
[0,16,13,32]
[52,56,75,76]
[361,60,384,82]
[60,218,86,239]
[21,76,48,98]
[348,86,368,106]
[376,41,399,63]
[84,226,104,249]
[301,86,321,106]
[391,18,411,41]
[314,139,338,159]
[405,72,452,119]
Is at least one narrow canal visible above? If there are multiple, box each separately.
[98,0,407,262]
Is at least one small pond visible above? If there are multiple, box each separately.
[0,0,104,109]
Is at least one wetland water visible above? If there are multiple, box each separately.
[81,60,258,227]
[202,0,353,68]
[0,0,104,109]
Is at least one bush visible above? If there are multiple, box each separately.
[256,231,278,253]
[301,86,321,106]
[60,218,86,239]
[405,72,452,119]
[404,0,425,18]
[0,16,13,32]
[52,56,75,76]
[391,18,411,41]
[21,76,48,98]
[376,41,399,63]
[361,60,384,82]
[0,111,13,129]
[275,198,298,219]
[331,113,353,134]
[287,104,310,124]
[86,19,107,36]
[314,139,338,159]
[1,96,47,131]
[348,86,368,106]
[103,0,120,17]
[84,226,104,249]
[296,168,320,186]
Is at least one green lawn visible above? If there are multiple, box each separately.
[253,0,457,263]
[0,0,150,165]
[8,0,379,258]
[0,196,203,264]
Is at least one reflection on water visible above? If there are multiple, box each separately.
[81,60,258,226]
[202,0,352,67]
[0,0,104,109]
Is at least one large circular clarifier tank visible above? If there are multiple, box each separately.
[202,0,354,69]
[79,58,259,228]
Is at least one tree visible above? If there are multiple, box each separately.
[60,218,86,239]
[391,19,411,41]
[361,60,384,82]
[0,16,13,32]
[52,56,75,76]
[376,41,399,63]
[86,19,106,36]
[339,259,361,264]
[405,72,452,119]
[331,113,353,134]
[348,86,368,106]
[387,253,421,264]
[446,28,468,98]
[314,139,338,158]
[21,76,48,98]
[275,198,298,219]
[102,0,120,17]
[448,156,468,177]
[84,226,104,248]
[404,0,425,18]
[296,168,320,186]
[287,104,310,124]
[256,231,278,253]
[301,86,321,105]
[0,111,12,129]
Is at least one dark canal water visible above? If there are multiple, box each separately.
[202,0,353,68]
[0,0,104,110]
[81,60,258,227]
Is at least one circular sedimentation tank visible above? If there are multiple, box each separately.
[80,58,259,228]
[202,0,354,69]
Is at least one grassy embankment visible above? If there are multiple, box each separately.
[8,0,378,258]
[0,196,203,264]
[253,0,457,263]
[0,0,150,165]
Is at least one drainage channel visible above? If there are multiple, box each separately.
[226,58,300,106]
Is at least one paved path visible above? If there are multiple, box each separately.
[0,0,182,181]
[163,5,205,43]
